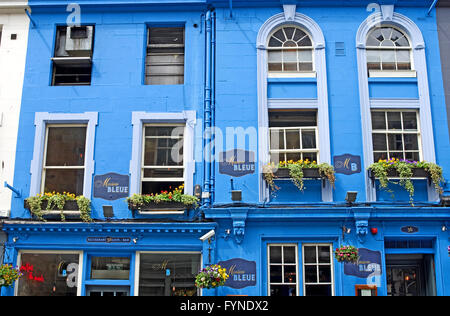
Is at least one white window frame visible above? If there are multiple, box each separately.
[134,251,202,296]
[130,111,196,196]
[257,10,332,202]
[371,109,422,162]
[267,243,299,296]
[15,250,84,296]
[365,25,416,78]
[267,25,316,78]
[41,124,87,195]
[302,243,335,297]
[357,10,437,201]
[30,112,98,198]
[141,123,185,187]
[269,125,320,164]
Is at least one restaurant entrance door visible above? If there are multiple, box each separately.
[386,254,436,296]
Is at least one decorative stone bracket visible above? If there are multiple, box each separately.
[229,209,248,244]
[353,208,371,244]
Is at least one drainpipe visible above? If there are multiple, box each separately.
[428,0,439,16]
[210,11,216,204]
[203,10,213,206]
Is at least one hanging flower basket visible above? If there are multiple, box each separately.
[195,265,229,289]
[334,246,359,264]
[0,264,23,288]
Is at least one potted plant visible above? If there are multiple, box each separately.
[263,159,336,192]
[0,264,22,288]
[195,264,229,290]
[127,184,199,213]
[368,158,444,203]
[24,192,92,222]
[334,246,359,264]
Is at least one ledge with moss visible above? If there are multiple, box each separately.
[263,160,336,192]
[24,192,92,222]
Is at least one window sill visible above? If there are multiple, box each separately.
[368,70,417,78]
[267,76,317,84]
[268,71,317,79]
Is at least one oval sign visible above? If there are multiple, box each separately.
[401,226,419,234]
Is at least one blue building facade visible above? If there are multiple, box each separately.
[1,0,450,296]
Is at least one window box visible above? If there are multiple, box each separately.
[127,188,199,215]
[269,167,323,179]
[263,162,336,193]
[24,193,92,222]
[24,200,85,221]
[128,201,191,214]
[368,167,429,182]
[367,159,444,203]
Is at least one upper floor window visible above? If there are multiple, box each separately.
[269,110,318,164]
[366,26,414,77]
[371,110,421,162]
[141,124,184,194]
[52,25,95,86]
[267,26,314,77]
[145,27,185,85]
[42,125,87,195]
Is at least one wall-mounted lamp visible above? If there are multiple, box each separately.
[13,237,19,243]
[342,226,351,234]
[133,238,138,244]
[345,191,358,205]
[442,225,448,232]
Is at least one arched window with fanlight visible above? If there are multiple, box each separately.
[267,25,314,77]
[366,26,415,77]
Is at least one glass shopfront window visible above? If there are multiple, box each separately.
[137,253,201,296]
[16,252,81,296]
[90,257,130,280]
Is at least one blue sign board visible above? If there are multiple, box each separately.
[94,173,129,200]
[333,154,361,175]
[218,258,257,289]
[219,150,256,177]
[344,248,382,278]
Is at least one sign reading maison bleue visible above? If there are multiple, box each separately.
[93,173,129,200]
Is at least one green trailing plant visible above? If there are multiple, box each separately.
[77,196,93,222]
[127,184,200,209]
[262,163,279,193]
[263,159,336,192]
[288,163,305,191]
[25,192,92,222]
[368,158,444,204]
[26,195,44,221]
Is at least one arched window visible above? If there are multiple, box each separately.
[267,26,314,75]
[366,26,413,74]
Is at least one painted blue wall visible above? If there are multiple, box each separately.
[4,0,450,297]
[12,3,206,220]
